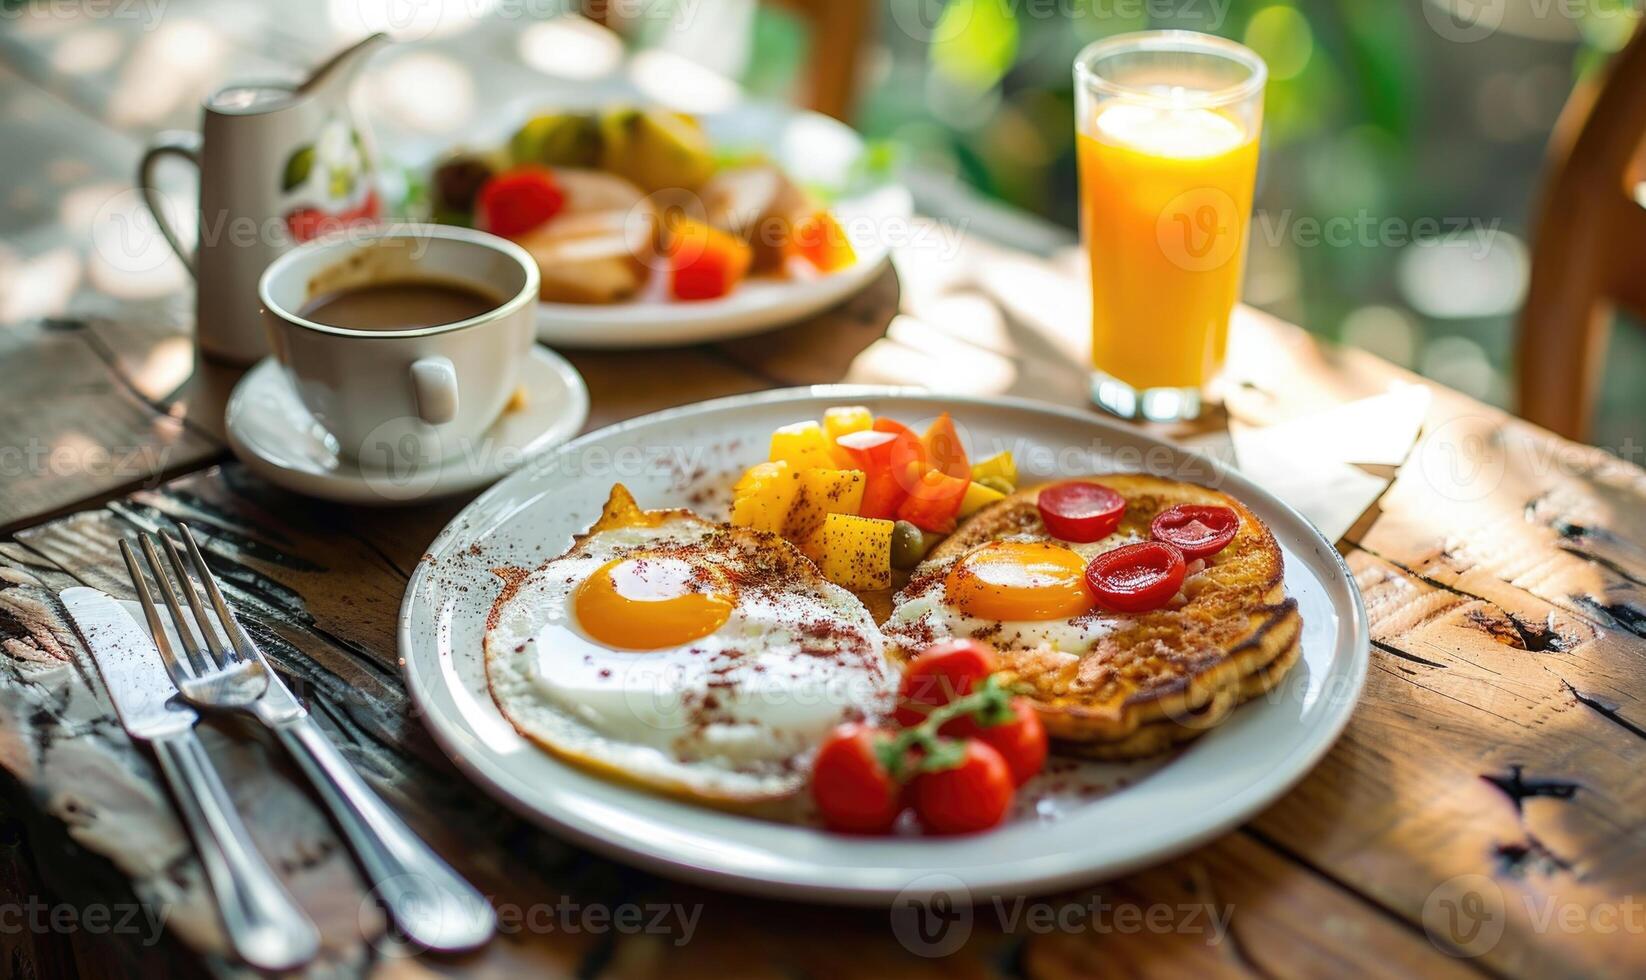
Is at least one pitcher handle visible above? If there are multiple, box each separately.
[137,131,202,277]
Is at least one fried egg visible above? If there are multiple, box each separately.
[485,484,894,804]
[884,529,1151,657]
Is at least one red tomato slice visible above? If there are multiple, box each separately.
[896,469,969,533]
[837,429,907,519]
[811,724,904,834]
[873,418,927,493]
[476,166,565,238]
[974,698,1048,787]
[1037,482,1126,542]
[1084,541,1186,612]
[894,640,996,729]
[1150,505,1239,559]
[910,739,1014,835]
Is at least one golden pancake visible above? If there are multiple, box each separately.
[884,474,1299,756]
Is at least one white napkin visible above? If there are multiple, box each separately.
[1185,385,1430,543]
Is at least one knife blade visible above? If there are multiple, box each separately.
[59,585,320,970]
[60,586,196,741]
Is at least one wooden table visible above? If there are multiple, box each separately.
[4,11,1646,979]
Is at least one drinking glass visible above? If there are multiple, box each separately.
[1075,31,1266,421]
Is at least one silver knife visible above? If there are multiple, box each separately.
[60,587,320,972]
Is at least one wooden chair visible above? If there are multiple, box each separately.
[1517,24,1646,441]
[582,0,871,120]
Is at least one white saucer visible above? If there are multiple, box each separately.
[224,347,589,505]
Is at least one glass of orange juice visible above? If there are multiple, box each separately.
[1075,31,1266,422]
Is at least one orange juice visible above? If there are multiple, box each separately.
[1078,103,1259,391]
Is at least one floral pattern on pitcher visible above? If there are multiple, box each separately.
[281,115,381,243]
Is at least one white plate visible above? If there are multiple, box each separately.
[406,100,910,349]
[398,388,1369,904]
[224,347,588,505]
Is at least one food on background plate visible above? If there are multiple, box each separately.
[429,106,856,305]
[484,484,894,804]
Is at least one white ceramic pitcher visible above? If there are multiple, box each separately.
[138,33,389,364]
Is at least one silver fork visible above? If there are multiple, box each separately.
[130,524,495,953]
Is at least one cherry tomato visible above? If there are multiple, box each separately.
[1150,504,1239,559]
[1036,482,1126,542]
[911,739,1015,834]
[811,724,904,834]
[476,166,565,238]
[894,640,997,730]
[974,699,1047,786]
[1084,541,1186,612]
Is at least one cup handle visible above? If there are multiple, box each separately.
[410,356,459,425]
[137,131,203,277]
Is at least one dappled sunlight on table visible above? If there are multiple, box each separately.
[106,20,224,128]
[518,17,624,81]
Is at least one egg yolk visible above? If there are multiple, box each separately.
[574,556,735,650]
[944,541,1094,621]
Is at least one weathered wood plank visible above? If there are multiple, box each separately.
[1249,548,1646,979]
[0,475,1509,978]
[0,318,219,531]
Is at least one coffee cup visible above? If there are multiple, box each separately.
[258,224,540,466]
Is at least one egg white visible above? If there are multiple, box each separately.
[884,530,1157,656]
[485,515,894,803]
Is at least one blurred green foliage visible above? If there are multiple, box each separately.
[738,0,1643,449]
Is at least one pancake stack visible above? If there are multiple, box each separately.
[886,474,1301,760]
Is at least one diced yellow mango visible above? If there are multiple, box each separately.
[971,451,1017,487]
[818,513,893,590]
[729,461,800,533]
[957,480,1006,518]
[784,468,867,540]
[822,407,873,467]
[769,421,836,471]
[823,406,873,443]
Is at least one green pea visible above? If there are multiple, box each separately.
[890,520,929,569]
[977,475,1014,496]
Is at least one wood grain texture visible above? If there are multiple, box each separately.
[0,11,1642,973]
[1,230,1641,976]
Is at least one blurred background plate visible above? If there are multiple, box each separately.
[389,94,912,348]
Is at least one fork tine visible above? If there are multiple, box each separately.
[120,539,195,682]
[176,524,259,660]
[159,532,234,665]
[138,534,213,675]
